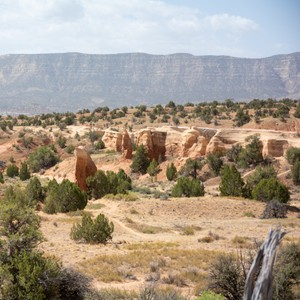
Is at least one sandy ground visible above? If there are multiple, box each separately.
[38,194,300,294]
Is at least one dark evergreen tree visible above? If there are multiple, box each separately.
[166,162,177,181]
[130,144,150,174]
[19,162,31,181]
[292,160,300,185]
[219,165,244,197]
[6,163,19,178]
[252,178,290,203]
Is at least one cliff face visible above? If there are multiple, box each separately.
[0,52,299,113]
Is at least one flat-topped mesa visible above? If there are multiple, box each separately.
[75,147,97,191]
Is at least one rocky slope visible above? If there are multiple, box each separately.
[0,52,299,113]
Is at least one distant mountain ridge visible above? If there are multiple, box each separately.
[0,52,299,114]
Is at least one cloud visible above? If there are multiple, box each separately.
[204,13,258,31]
[0,0,260,56]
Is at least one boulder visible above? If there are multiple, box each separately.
[75,147,97,190]
[102,130,123,152]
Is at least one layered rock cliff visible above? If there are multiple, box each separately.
[0,52,299,113]
[102,126,300,160]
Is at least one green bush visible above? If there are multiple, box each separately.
[171,177,205,197]
[209,254,245,300]
[243,134,263,166]
[246,165,277,192]
[206,153,223,176]
[70,213,114,244]
[44,179,87,214]
[28,146,59,172]
[0,172,4,184]
[219,165,244,197]
[86,169,132,199]
[166,162,177,181]
[130,144,150,174]
[6,163,19,178]
[147,159,160,178]
[197,291,225,300]
[179,158,203,179]
[19,162,31,181]
[273,242,300,300]
[292,159,300,185]
[94,139,105,150]
[25,177,44,203]
[285,147,300,164]
[252,178,290,203]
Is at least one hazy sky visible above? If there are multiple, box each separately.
[0,0,299,57]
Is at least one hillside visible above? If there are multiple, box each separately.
[0,52,299,114]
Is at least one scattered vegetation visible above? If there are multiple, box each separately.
[44,179,88,214]
[70,213,114,244]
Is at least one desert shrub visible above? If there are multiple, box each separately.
[94,139,105,150]
[226,144,243,162]
[285,146,300,164]
[179,158,203,179]
[166,162,177,181]
[292,159,300,185]
[252,178,290,203]
[19,162,31,181]
[44,179,87,214]
[130,144,150,174]
[171,177,205,197]
[273,242,300,300]
[25,176,44,203]
[234,109,250,127]
[261,200,287,219]
[147,159,160,178]
[57,135,67,148]
[6,163,19,177]
[0,172,4,184]
[209,254,245,300]
[219,165,244,197]
[197,291,225,300]
[70,213,114,244]
[87,169,132,199]
[246,165,277,188]
[294,103,300,118]
[28,146,59,172]
[243,134,263,166]
[206,153,223,176]
[138,285,186,300]
[65,144,75,154]
[87,170,109,199]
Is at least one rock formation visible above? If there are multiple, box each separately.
[0,52,299,113]
[121,130,133,159]
[262,139,289,158]
[101,126,300,161]
[102,130,123,152]
[135,128,167,161]
[75,147,97,190]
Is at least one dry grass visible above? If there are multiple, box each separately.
[86,203,105,210]
[231,236,251,248]
[180,225,202,236]
[77,248,221,285]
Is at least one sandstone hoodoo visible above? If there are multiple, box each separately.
[75,147,97,190]
[121,129,133,159]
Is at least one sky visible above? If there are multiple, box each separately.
[0,0,299,58]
